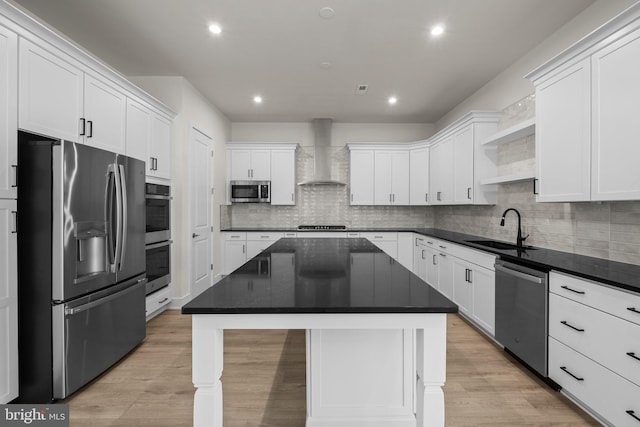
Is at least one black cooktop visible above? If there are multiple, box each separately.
[297,225,347,230]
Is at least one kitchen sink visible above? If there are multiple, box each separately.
[466,240,537,251]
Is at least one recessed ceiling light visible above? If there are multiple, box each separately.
[253,95,263,104]
[208,23,222,35]
[319,7,335,19]
[388,96,398,105]
[431,24,445,37]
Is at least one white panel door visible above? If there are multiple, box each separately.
[535,58,591,202]
[413,244,427,281]
[0,26,17,200]
[391,151,410,205]
[250,150,271,180]
[83,74,126,154]
[151,114,172,179]
[591,27,640,201]
[396,232,413,270]
[0,200,17,403]
[374,151,392,205]
[409,147,429,205]
[229,149,252,180]
[453,126,474,204]
[19,38,84,142]
[425,247,439,288]
[270,149,296,205]
[349,150,374,205]
[125,98,151,164]
[190,128,212,299]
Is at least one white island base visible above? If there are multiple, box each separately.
[191,313,448,427]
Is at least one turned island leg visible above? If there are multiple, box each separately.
[415,315,447,427]
[192,317,224,427]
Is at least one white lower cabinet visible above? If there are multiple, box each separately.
[360,232,398,259]
[549,337,640,427]
[0,199,17,403]
[246,232,284,259]
[436,252,454,300]
[397,232,413,271]
[145,286,171,321]
[549,271,640,426]
[453,258,472,316]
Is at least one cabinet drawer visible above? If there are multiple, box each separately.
[224,232,247,241]
[549,293,640,387]
[549,337,640,427]
[347,232,360,238]
[360,232,397,241]
[246,232,284,241]
[550,271,640,326]
[145,287,171,318]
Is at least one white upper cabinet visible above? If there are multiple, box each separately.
[0,24,17,200]
[83,74,127,154]
[19,38,84,143]
[270,149,296,205]
[230,149,270,181]
[429,137,454,205]
[534,58,591,202]
[126,99,172,180]
[453,126,474,204]
[349,148,374,205]
[150,114,171,180]
[373,150,409,205]
[409,146,429,205]
[527,4,640,202]
[591,27,640,201]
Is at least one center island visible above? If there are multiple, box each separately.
[182,238,458,427]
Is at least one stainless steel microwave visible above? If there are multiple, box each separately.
[230,180,270,203]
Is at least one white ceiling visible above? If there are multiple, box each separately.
[10,0,595,123]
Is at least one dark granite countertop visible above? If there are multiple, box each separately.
[182,238,459,315]
[220,227,640,294]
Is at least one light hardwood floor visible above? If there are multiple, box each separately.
[63,310,597,426]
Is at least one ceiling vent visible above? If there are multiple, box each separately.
[356,84,369,94]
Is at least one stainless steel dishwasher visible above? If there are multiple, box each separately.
[495,259,549,377]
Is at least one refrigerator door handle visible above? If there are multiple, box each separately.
[110,163,124,272]
[118,164,128,270]
[107,165,117,271]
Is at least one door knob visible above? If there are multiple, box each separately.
[192,233,200,238]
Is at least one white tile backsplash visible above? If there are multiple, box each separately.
[225,94,640,265]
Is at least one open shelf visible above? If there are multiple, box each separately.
[482,118,535,146]
[480,172,536,185]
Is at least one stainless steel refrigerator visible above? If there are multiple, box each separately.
[17,130,147,402]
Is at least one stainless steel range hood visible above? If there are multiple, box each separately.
[298,118,346,185]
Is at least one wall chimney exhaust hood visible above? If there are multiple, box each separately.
[298,118,346,186]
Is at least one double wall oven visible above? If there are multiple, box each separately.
[145,183,171,295]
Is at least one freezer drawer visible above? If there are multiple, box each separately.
[52,279,146,399]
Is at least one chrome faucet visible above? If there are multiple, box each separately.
[500,208,529,248]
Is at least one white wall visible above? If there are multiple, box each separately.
[231,122,435,146]
[130,76,231,305]
[436,0,637,130]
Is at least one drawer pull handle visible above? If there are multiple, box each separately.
[560,320,584,332]
[560,366,584,381]
[158,297,169,304]
[628,307,640,314]
[627,410,640,423]
[627,352,640,362]
[560,285,585,295]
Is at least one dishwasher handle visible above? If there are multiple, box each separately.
[495,263,543,284]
